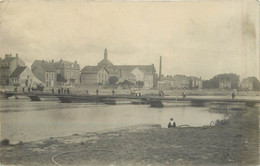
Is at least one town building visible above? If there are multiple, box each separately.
[0,54,26,85]
[9,66,42,86]
[53,59,80,85]
[81,48,156,88]
[158,75,202,90]
[31,60,57,87]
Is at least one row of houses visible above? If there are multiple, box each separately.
[0,54,80,88]
[0,49,156,89]
[0,51,258,90]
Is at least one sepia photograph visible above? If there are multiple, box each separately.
[0,0,259,165]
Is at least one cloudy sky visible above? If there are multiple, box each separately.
[0,0,259,79]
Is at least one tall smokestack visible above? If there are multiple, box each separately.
[159,56,162,80]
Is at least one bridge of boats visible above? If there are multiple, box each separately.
[1,91,260,108]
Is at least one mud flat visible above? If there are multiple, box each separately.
[0,107,259,166]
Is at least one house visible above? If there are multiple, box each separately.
[158,75,202,90]
[80,66,109,85]
[31,60,57,87]
[80,48,156,88]
[9,66,42,86]
[0,54,26,85]
[53,59,80,85]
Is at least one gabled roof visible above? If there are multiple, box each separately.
[53,60,80,69]
[81,66,101,74]
[32,60,56,72]
[114,65,156,75]
[10,66,27,77]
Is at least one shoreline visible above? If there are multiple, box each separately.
[0,107,259,166]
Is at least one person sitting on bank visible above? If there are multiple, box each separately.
[168,118,176,128]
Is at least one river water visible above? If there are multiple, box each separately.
[0,98,227,143]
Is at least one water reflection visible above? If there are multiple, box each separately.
[0,99,226,143]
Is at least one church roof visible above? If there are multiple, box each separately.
[113,65,156,75]
[97,58,114,66]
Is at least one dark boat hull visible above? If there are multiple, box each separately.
[57,95,106,103]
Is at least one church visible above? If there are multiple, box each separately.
[80,48,156,88]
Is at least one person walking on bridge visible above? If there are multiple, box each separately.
[232,92,235,100]
[112,89,115,95]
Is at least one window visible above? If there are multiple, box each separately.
[46,73,49,79]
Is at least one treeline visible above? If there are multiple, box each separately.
[202,73,239,89]
[202,73,260,91]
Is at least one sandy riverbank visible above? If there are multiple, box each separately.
[0,106,259,166]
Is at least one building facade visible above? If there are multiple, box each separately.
[80,48,156,88]
[9,66,42,86]
[31,60,57,87]
[0,54,26,85]
[158,75,202,90]
[53,60,80,85]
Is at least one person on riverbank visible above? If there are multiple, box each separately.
[168,118,176,128]
[52,88,54,94]
[96,89,99,95]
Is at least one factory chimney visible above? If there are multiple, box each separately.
[159,56,162,81]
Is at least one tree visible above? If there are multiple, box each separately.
[108,76,119,85]
[117,80,134,89]
[202,73,239,89]
[136,81,144,88]
[246,77,260,91]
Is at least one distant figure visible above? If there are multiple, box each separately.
[96,89,99,95]
[159,90,164,97]
[86,90,89,95]
[182,92,186,98]
[138,90,141,97]
[52,88,54,94]
[67,88,70,94]
[112,89,115,95]
[232,92,235,100]
[22,87,25,93]
[168,118,176,128]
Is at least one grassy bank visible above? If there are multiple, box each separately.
[0,106,259,166]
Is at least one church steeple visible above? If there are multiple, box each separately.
[104,48,108,59]
[97,48,113,67]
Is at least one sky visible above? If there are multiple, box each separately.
[0,0,259,80]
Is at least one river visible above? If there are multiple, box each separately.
[0,98,227,144]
